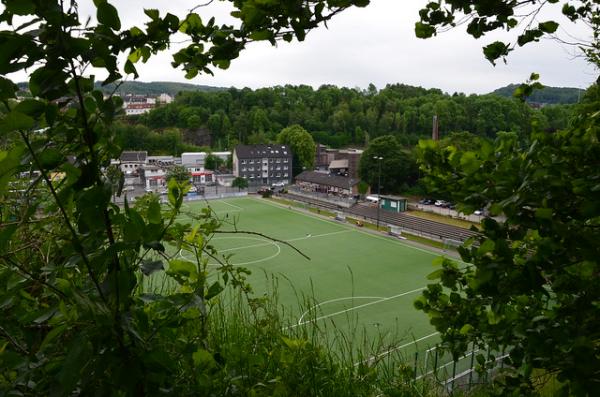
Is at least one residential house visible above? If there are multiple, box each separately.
[315,144,363,178]
[119,151,147,176]
[233,144,292,186]
[295,171,359,196]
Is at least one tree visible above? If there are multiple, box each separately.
[358,135,417,194]
[0,1,373,395]
[166,165,191,184]
[417,1,599,65]
[232,177,249,191]
[204,153,224,171]
[277,124,316,176]
[415,85,600,394]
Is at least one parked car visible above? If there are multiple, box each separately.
[434,200,449,207]
[474,209,483,216]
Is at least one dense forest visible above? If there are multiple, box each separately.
[491,84,584,104]
[129,83,575,151]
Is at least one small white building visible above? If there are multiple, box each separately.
[142,165,167,190]
[157,93,173,104]
[124,103,154,116]
[181,152,207,168]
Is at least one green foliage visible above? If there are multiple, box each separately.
[114,122,207,155]
[95,81,223,96]
[231,176,249,191]
[166,165,191,184]
[492,83,584,105]
[135,83,555,151]
[358,135,419,194]
[0,1,374,395]
[415,85,600,394]
[277,124,316,176]
[204,153,224,171]
[417,0,599,64]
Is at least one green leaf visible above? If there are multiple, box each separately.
[192,348,216,369]
[427,269,444,280]
[0,110,35,133]
[144,8,159,20]
[483,41,510,65]
[147,200,162,224]
[4,0,36,15]
[249,30,272,41]
[97,2,121,30]
[0,145,25,196]
[460,151,481,174]
[14,99,46,117]
[167,259,197,280]
[538,21,559,34]
[459,324,474,335]
[477,239,495,255]
[414,22,436,38]
[206,281,224,300]
[0,77,18,101]
[38,148,63,169]
[140,259,164,276]
[535,207,553,220]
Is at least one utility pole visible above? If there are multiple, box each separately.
[373,156,383,229]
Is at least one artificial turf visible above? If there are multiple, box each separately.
[175,197,448,358]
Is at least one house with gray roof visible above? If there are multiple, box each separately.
[233,144,293,186]
[295,170,359,196]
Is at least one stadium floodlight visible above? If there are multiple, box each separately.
[373,156,383,229]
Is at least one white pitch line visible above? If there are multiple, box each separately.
[214,229,353,252]
[256,198,454,259]
[297,296,385,325]
[287,229,352,242]
[219,200,244,210]
[355,332,440,366]
[288,287,426,329]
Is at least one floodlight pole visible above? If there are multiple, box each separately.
[374,156,383,229]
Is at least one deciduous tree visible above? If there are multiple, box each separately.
[277,124,316,176]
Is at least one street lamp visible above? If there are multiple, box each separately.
[373,156,383,229]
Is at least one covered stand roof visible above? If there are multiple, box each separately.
[295,171,359,189]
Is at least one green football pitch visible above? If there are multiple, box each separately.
[173,196,447,363]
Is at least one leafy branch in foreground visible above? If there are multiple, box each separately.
[0,1,371,395]
[415,85,600,395]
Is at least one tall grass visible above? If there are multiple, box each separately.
[198,274,446,396]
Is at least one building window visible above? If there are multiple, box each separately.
[242,167,246,172]
[241,160,246,164]
[283,166,288,170]
[276,159,281,163]
[283,159,288,163]
[284,173,288,177]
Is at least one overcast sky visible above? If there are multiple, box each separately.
[8,0,598,94]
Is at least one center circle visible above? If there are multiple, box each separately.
[179,236,281,266]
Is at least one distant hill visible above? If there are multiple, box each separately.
[94,81,225,96]
[491,84,584,105]
[16,81,224,97]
